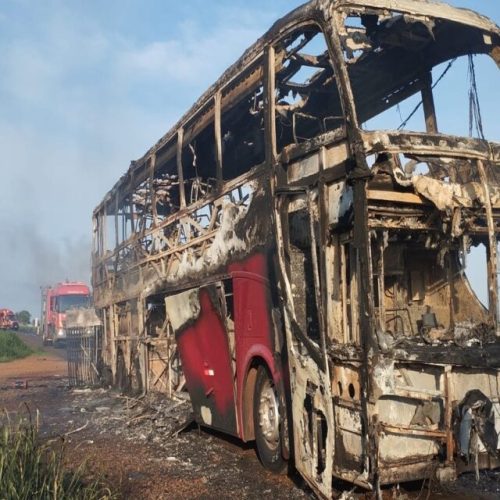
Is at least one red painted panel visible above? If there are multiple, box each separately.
[177,288,237,434]
[230,253,282,440]
[177,253,285,440]
[52,282,90,296]
[45,283,90,331]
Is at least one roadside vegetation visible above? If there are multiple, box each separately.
[15,310,31,325]
[0,331,33,362]
[0,413,116,499]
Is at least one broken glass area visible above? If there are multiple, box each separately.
[274,24,344,152]
[336,8,499,136]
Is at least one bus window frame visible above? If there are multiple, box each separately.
[267,19,350,164]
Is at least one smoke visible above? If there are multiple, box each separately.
[0,1,274,320]
[0,221,91,318]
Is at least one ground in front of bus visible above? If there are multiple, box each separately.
[1,332,499,500]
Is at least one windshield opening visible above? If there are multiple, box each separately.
[467,243,489,308]
[336,9,499,138]
[362,54,497,137]
[369,229,496,345]
[365,137,500,339]
[56,294,90,312]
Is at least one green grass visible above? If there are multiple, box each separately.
[0,331,33,362]
[0,413,116,499]
[20,324,37,333]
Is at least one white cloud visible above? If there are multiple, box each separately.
[117,20,261,86]
[0,42,59,102]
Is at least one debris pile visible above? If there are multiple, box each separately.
[66,389,193,448]
[57,386,310,499]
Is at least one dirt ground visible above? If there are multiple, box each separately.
[0,332,66,383]
[1,332,499,499]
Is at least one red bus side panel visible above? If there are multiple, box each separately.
[230,254,281,440]
[176,288,237,435]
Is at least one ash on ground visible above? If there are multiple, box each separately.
[4,380,500,500]
[50,386,311,499]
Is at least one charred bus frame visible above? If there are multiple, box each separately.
[92,1,500,496]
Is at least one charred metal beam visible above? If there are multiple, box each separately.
[176,128,186,209]
[265,46,277,167]
[421,73,438,134]
[477,159,499,326]
[214,92,223,188]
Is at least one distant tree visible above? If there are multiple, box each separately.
[16,310,31,324]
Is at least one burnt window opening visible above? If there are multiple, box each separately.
[367,151,500,222]
[181,120,218,205]
[316,409,328,476]
[371,233,492,342]
[465,243,489,310]
[152,153,180,220]
[303,391,314,453]
[146,296,167,337]
[95,211,108,258]
[117,300,134,337]
[274,25,344,153]
[288,209,320,343]
[338,10,498,137]
[302,382,327,476]
[396,155,471,183]
[225,184,252,208]
[340,242,359,345]
[132,177,155,233]
[115,199,133,245]
[220,60,265,181]
[102,210,117,253]
[222,278,235,322]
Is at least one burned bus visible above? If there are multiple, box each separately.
[92,0,500,496]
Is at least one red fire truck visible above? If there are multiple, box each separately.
[40,282,91,346]
[0,309,19,330]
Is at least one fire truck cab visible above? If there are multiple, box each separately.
[40,282,91,346]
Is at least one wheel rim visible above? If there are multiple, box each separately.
[258,378,280,450]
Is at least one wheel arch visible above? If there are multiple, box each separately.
[241,350,280,442]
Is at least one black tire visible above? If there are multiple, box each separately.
[253,366,286,473]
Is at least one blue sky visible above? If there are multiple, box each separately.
[0,0,498,316]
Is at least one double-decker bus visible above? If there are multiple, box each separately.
[92,1,500,496]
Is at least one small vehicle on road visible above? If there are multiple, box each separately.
[0,309,19,330]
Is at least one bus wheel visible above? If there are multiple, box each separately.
[253,366,286,473]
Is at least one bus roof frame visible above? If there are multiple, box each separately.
[93,0,499,216]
